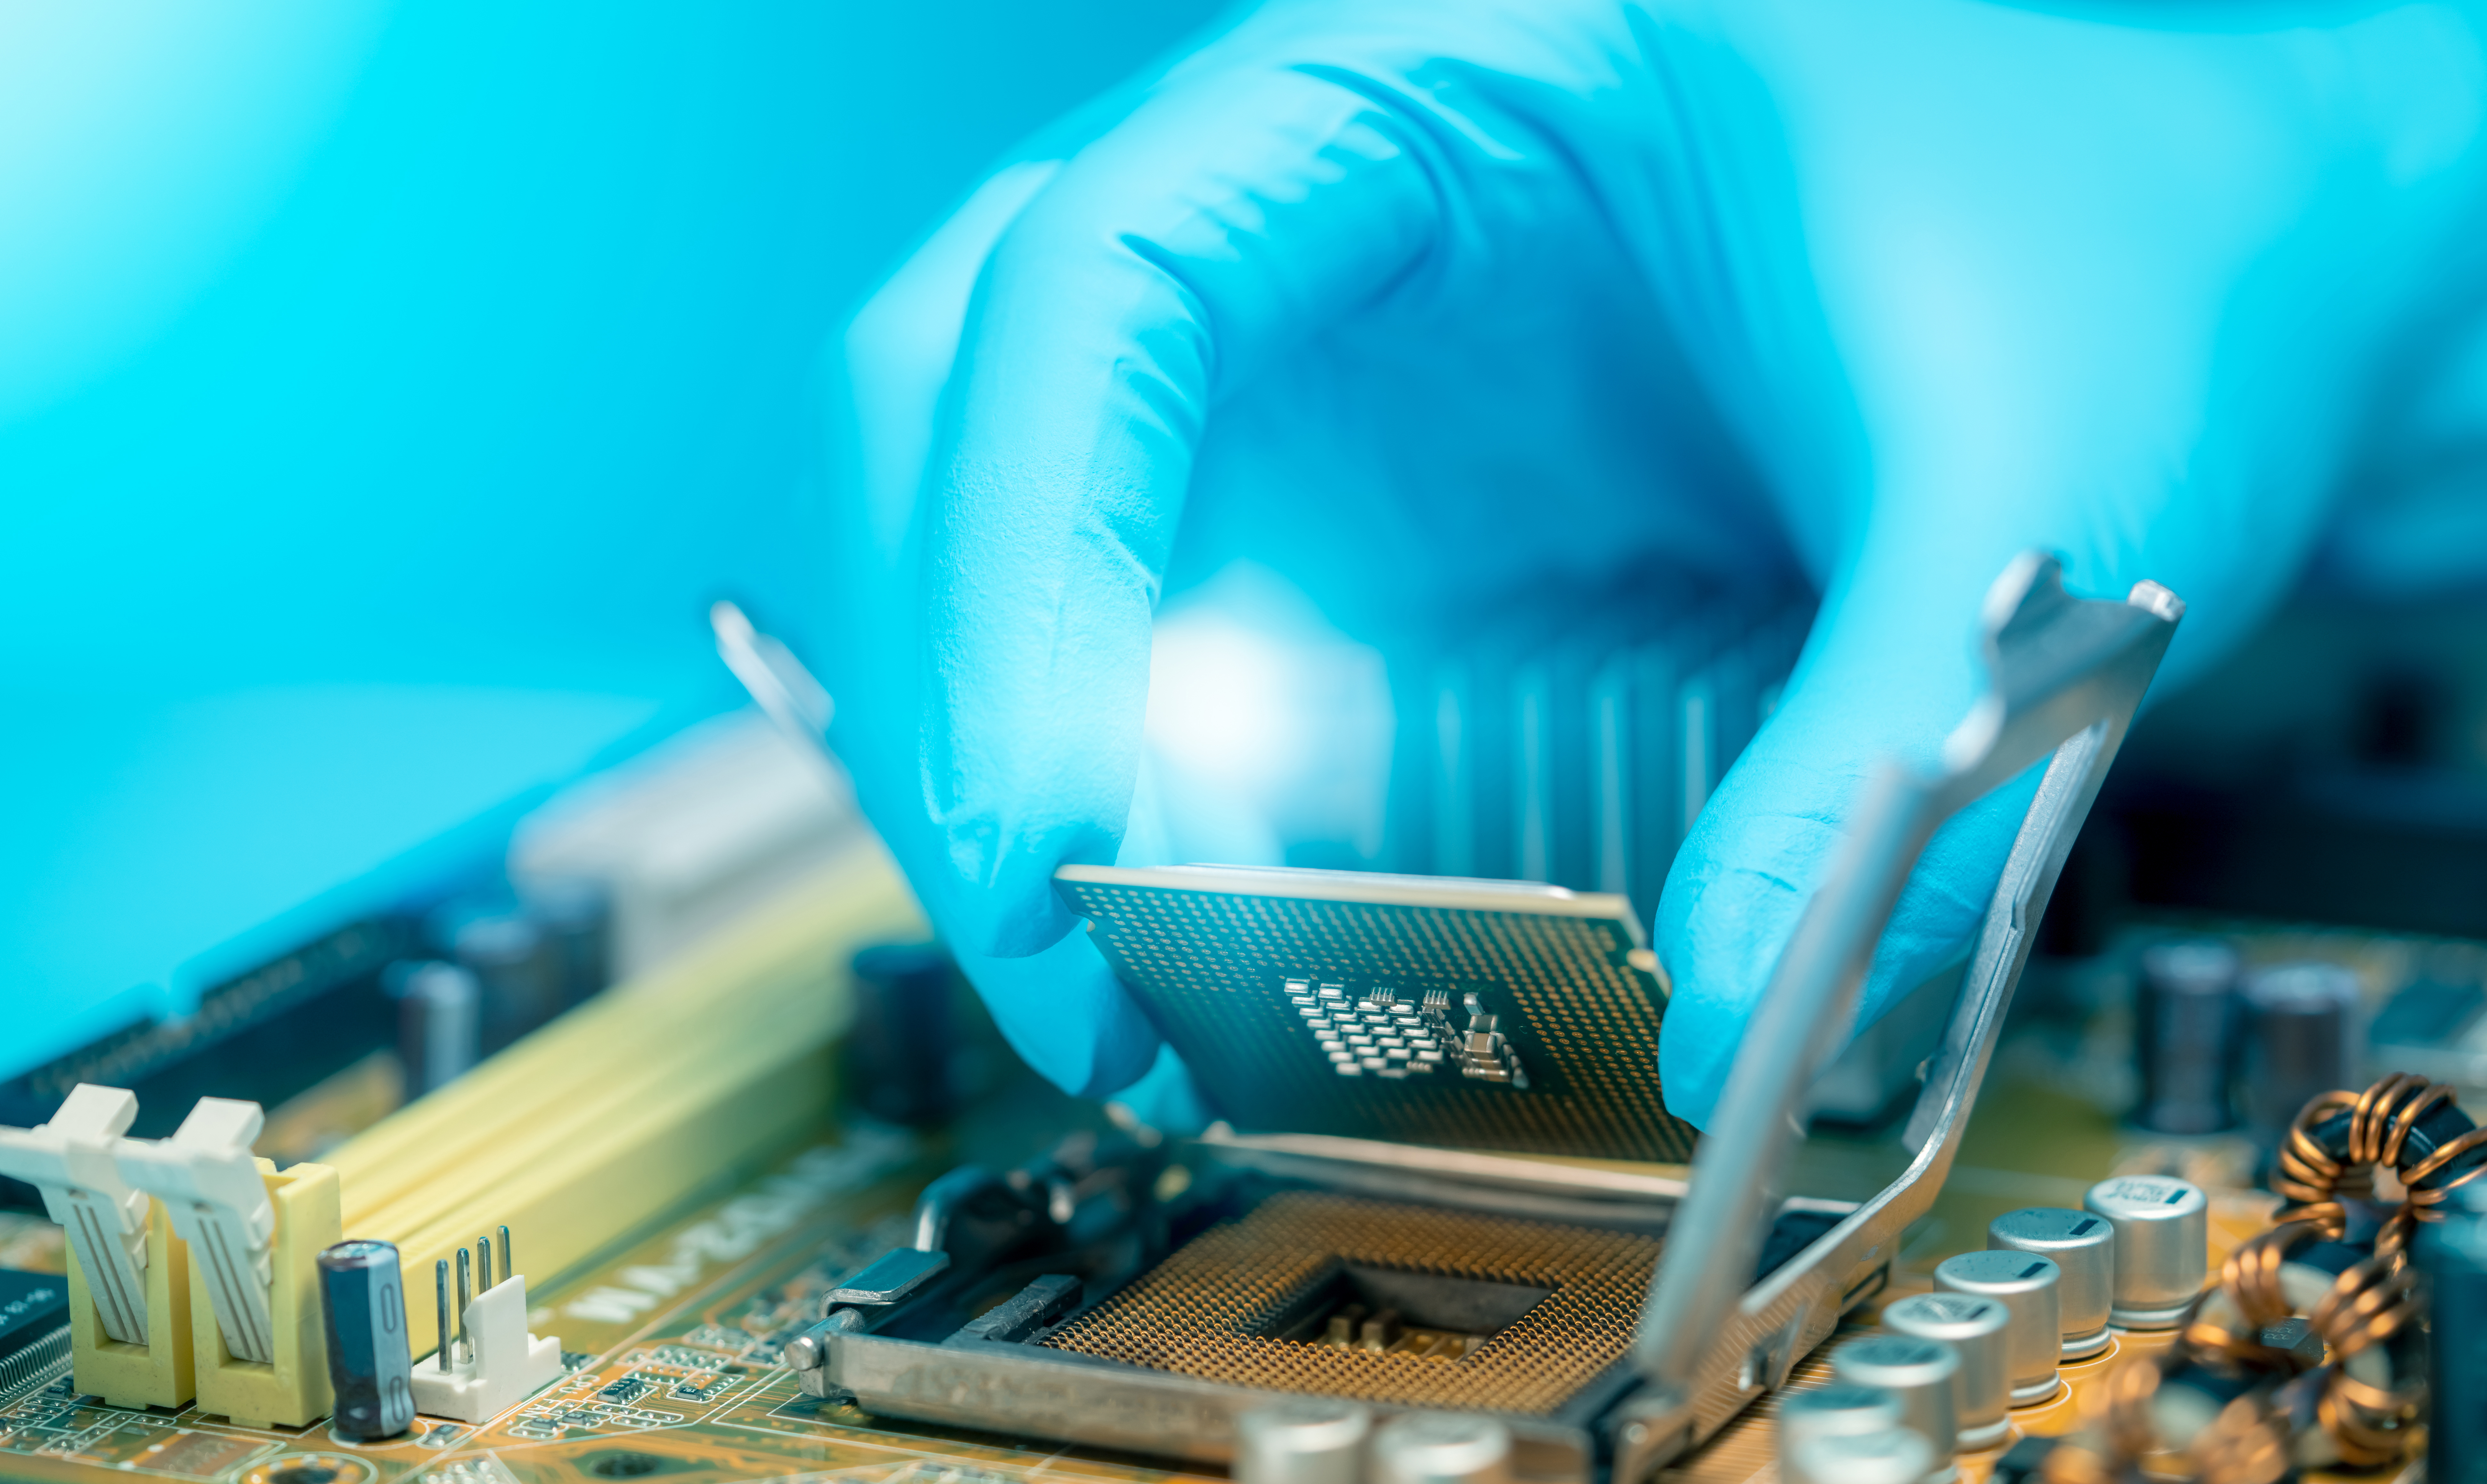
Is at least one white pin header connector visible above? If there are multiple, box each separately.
[412,1273,563,1423]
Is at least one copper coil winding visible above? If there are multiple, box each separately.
[2187,1391,2293,1484]
[2305,1253,2426,1470]
[2194,1075,2454,1475]
[2034,1433,2124,1484]
[2272,1072,2487,1263]
[2065,1347,2293,1484]
[2179,1218,2336,1373]
[2350,1073,2480,1262]
[2023,1075,2463,1481]
[2035,1352,2163,1483]
[2272,1088,2365,1209]
[2375,1206,2421,1263]
[2319,1366,2425,1470]
[2304,1252,2420,1366]
[2383,1119,2487,1259]
[2101,1347,2173,1462]
[2349,1073,2452,1168]
[2271,1073,2443,1212]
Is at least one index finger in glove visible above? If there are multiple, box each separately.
[913,61,1449,961]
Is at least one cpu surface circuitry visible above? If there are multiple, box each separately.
[1054,864,1693,1162]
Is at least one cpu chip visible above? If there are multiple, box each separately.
[1055,865,1693,1162]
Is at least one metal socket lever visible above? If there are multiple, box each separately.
[910,1163,1040,1253]
[709,600,836,782]
[783,1310,860,1394]
[822,1247,952,1310]
[1623,556,2181,1479]
[948,1275,1082,1347]
[788,1246,955,1396]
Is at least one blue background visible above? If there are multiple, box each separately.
[1,1,1225,1075]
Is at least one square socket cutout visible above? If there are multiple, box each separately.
[1044,1192,1660,1415]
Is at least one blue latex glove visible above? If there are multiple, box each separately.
[818,0,2487,1125]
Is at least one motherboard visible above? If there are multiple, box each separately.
[1,906,2467,1484]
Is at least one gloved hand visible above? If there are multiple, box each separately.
[817,0,2487,1126]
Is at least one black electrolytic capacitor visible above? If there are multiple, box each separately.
[392,960,482,1098]
[527,876,613,1010]
[2423,1186,2487,1484]
[453,911,563,1053]
[2240,961,2361,1145]
[2134,940,2240,1134]
[846,943,960,1127]
[319,1239,415,1440]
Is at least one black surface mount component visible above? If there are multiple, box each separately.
[0,1269,71,1396]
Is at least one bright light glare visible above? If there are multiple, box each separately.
[1137,564,1395,868]
[1143,616,1304,792]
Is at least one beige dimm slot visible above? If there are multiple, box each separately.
[324,838,925,1365]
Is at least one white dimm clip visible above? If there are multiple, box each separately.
[116,1098,278,1364]
[0,1084,153,1345]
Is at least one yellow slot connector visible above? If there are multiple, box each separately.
[191,1159,340,1428]
[327,836,924,1364]
[67,1197,193,1410]
[41,1105,340,1423]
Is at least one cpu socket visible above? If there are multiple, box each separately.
[776,871,1934,1478]
[788,563,2181,1484]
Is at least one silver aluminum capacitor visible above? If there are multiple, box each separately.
[1784,1428,1936,1484]
[1934,1250,2062,1405]
[1880,1292,2011,1447]
[1236,1398,1371,1484]
[1370,1413,1514,1484]
[1778,1382,1904,1473]
[2084,1175,2208,1330]
[1831,1335,1958,1484]
[1988,1207,2115,1358]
